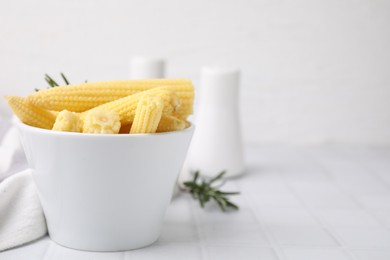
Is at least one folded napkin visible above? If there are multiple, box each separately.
[0,117,46,251]
[0,117,28,182]
[0,169,47,251]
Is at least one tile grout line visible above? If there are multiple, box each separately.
[235,180,288,260]
[187,195,210,260]
[337,148,390,191]
[307,147,390,229]
[277,148,358,260]
[42,240,55,260]
[344,150,390,228]
[301,148,390,259]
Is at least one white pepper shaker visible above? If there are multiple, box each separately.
[188,67,245,178]
[129,57,165,79]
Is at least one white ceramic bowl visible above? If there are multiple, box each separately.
[17,122,194,251]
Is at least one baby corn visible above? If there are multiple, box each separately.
[170,86,194,120]
[130,95,163,134]
[4,96,57,129]
[82,109,121,134]
[84,87,179,125]
[157,115,187,133]
[27,79,193,113]
[52,110,82,132]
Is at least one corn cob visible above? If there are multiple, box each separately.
[157,115,187,133]
[84,87,179,125]
[4,96,56,129]
[52,110,82,132]
[82,109,121,134]
[27,79,193,114]
[130,95,163,134]
[170,85,194,120]
[50,110,59,117]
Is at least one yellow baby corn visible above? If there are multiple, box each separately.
[130,95,163,134]
[50,110,59,118]
[82,109,121,134]
[27,79,193,113]
[157,115,187,133]
[52,110,82,132]
[171,86,194,120]
[84,87,179,125]
[4,96,56,129]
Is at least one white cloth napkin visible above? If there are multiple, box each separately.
[0,117,28,182]
[0,118,46,252]
[0,169,47,251]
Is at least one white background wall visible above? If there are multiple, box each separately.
[1,0,389,145]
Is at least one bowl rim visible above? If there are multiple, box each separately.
[16,120,194,138]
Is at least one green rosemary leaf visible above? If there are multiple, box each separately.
[209,171,226,184]
[193,171,200,183]
[36,73,73,92]
[182,171,240,212]
[216,191,241,195]
[60,72,70,85]
[225,200,239,210]
[45,74,59,87]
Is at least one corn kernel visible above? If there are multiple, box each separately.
[52,110,82,132]
[4,96,56,129]
[82,109,121,134]
[130,95,163,134]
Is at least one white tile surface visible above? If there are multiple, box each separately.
[199,224,269,246]
[371,210,390,227]
[351,250,390,260]
[2,145,390,259]
[268,227,339,246]
[1,237,124,260]
[294,190,359,209]
[334,227,390,247]
[282,248,352,260]
[125,243,202,260]
[194,208,258,226]
[159,197,199,243]
[248,190,303,208]
[42,242,124,260]
[205,246,278,260]
[1,237,49,260]
[314,209,381,227]
[290,182,340,194]
[354,195,390,210]
[159,222,199,243]
[254,208,320,227]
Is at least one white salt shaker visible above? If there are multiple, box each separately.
[188,67,245,178]
[129,57,165,79]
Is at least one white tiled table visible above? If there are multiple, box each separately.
[2,145,390,260]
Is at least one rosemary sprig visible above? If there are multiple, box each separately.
[60,72,70,85]
[35,73,71,91]
[44,74,60,87]
[183,171,240,211]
